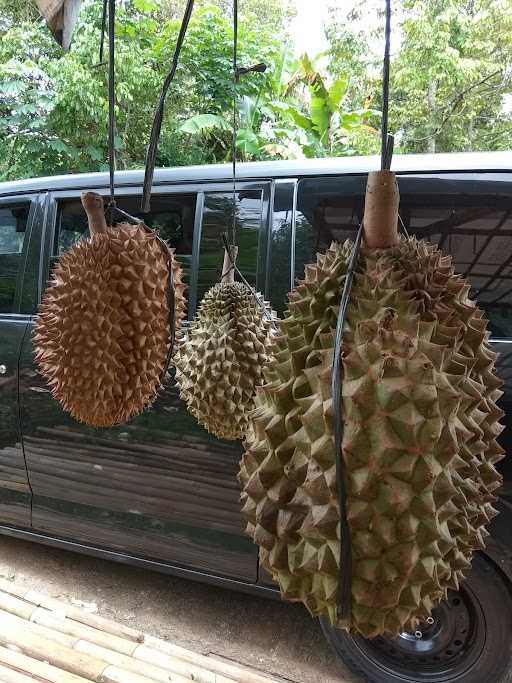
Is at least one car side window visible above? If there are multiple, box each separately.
[294,174,512,339]
[54,193,197,316]
[268,181,295,317]
[0,202,30,314]
[193,190,264,310]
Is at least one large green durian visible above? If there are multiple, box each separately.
[174,281,274,441]
[239,238,504,638]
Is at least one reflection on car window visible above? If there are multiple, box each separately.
[295,175,512,339]
[0,204,29,313]
[196,191,262,306]
[268,182,295,316]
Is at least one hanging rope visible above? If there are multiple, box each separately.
[231,0,239,248]
[332,0,395,624]
[141,0,195,213]
[381,0,393,170]
[107,0,116,221]
[221,233,276,326]
[97,0,177,376]
[332,223,363,624]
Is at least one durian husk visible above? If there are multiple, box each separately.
[34,221,186,427]
[173,281,274,441]
[239,237,504,638]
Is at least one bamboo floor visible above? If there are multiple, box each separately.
[0,578,280,683]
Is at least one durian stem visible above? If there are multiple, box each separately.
[221,245,238,284]
[363,170,399,249]
[81,192,108,235]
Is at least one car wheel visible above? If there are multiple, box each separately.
[320,553,512,683]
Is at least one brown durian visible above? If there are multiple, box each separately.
[239,172,504,638]
[34,192,186,427]
[174,248,274,441]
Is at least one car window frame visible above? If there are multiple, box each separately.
[293,170,512,342]
[43,179,272,321]
[0,193,40,318]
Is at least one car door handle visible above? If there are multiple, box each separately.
[0,365,6,375]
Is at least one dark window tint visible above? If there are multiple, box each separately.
[295,174,512,338]
[0,203,30,313]
[195,191,263,307]
[268,181,295,316]
[54,193,196,313]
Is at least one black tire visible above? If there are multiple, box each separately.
[320,553,512,683]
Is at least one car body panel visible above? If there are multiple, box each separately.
[0,317,31,527]
[17,179,274,582]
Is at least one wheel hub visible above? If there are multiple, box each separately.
[384,595,471,664]
[354,587,484,678]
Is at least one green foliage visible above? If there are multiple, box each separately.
[282,54,379,157]
[179,50,378,161]
[0,0,304,179]
[392,0,512,152]
[1,0,509,181]
[327,0,512,154]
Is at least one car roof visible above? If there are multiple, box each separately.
[0,151,511,197]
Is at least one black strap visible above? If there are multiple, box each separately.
[231,0,238,246]
[333,0,394,624]
[95,3,176,380]
[236,63,267,77]
[107,0,116,213]
[141,0,195,213]
[333,223,364,624]
[221,232,275,326]
[105,204,176,373]
[380,0,393,171]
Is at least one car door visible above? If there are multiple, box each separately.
[0,194,40,528]
[19,181,271,581]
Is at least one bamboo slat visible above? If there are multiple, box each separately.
[75,641,205,683]
[31,609,138,656]
[22,589,145,643]
[0,610,77,649]
[0,581,281,683]
[0,616,107,680]
[142,638,281,683]
[0,662,42,683]
[0,644,91,683]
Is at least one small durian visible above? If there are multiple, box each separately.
[174,246,274,441]
[34,192,186,427]
[239,171,504,638]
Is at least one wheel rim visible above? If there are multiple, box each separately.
[349,585,486,681]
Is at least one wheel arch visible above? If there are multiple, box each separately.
[485,496,512,587]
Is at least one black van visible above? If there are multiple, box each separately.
[0,152,511,683]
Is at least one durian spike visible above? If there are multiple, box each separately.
[363,170,399,249]
[81,191,107,235]
[221,245,239,284]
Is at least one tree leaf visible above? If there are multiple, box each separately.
[47,139,71,153]
[179,113,230,135]
[285,105,313,132]
[328,76,348,111]
[310,94,330,140]
[0,80,25,96]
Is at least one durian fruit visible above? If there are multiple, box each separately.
[174,246,274,441]
[239,171,504,638]
[34,192,186,427]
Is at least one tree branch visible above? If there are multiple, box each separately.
[406,69,503,144]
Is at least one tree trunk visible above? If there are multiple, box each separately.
[427,81,437,153]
